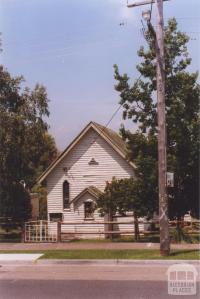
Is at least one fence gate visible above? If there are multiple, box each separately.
[24,220,57,242]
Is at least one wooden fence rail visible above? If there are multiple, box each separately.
[58,220,200,242]
[60,220,200,225]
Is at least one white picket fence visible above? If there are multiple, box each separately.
[24,220,57,242]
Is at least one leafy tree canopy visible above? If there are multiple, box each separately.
[0,65,58,221]
[114,18,200,219]
[97,176,156,218]
[97,176,155,240]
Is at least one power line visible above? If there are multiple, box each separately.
[103,104,123,130]
[91,74,143,146]
[66,103,124,183]
[150,0,153,22]
[4,34,133,63]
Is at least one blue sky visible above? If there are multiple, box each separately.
[0,0,199,150]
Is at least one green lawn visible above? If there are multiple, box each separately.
[40,249,200,260]
[0,249,199,260]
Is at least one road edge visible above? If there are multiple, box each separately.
[36,259,200,266]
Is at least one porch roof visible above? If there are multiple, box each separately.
[71,186,102,205]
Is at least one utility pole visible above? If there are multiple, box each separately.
[128,0,170,256]
[154,0,170,256]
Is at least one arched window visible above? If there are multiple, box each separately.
[63,181,70,209]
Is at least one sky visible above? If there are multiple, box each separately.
[0,0,200,150]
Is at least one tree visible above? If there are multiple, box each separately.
[120,129,158,215]
[0,65,58,222]
[97,176,155,240]
[114,18,200,221]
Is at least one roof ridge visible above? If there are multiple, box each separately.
[92,121,121,136]
[91,121,127,155]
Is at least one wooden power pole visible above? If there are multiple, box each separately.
[155,0,170,256]
[128,0,170,255]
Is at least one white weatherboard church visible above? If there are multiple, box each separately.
[38,121,147,238]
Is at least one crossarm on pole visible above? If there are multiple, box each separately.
[127,0,170,8]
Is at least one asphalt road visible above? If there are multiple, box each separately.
[0,264,199,299]
[0,279,198,299]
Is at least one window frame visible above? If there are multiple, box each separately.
[49,213,63,222]
[63,180,70,210]
[84,201,94,220]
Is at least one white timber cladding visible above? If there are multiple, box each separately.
[46,127,138,237]
[47,127,134,213]
[61,193,105,239]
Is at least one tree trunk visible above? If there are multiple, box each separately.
[134,212,140,241]
[105,209,113,240]
[176,216,183,243]
[181,216,184,228]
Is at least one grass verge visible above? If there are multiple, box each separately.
[0,249,199,260]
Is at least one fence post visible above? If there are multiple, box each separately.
[21,223,25,243]
[104,210,113,240]
[40,220,43,242]
[57,221,61,242]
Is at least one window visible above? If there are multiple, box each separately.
[49,213,63,222]
[63,181,70,209]
[84,202,94,219]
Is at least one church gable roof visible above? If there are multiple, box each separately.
[91,122,127,156]
[38,121,136,183]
